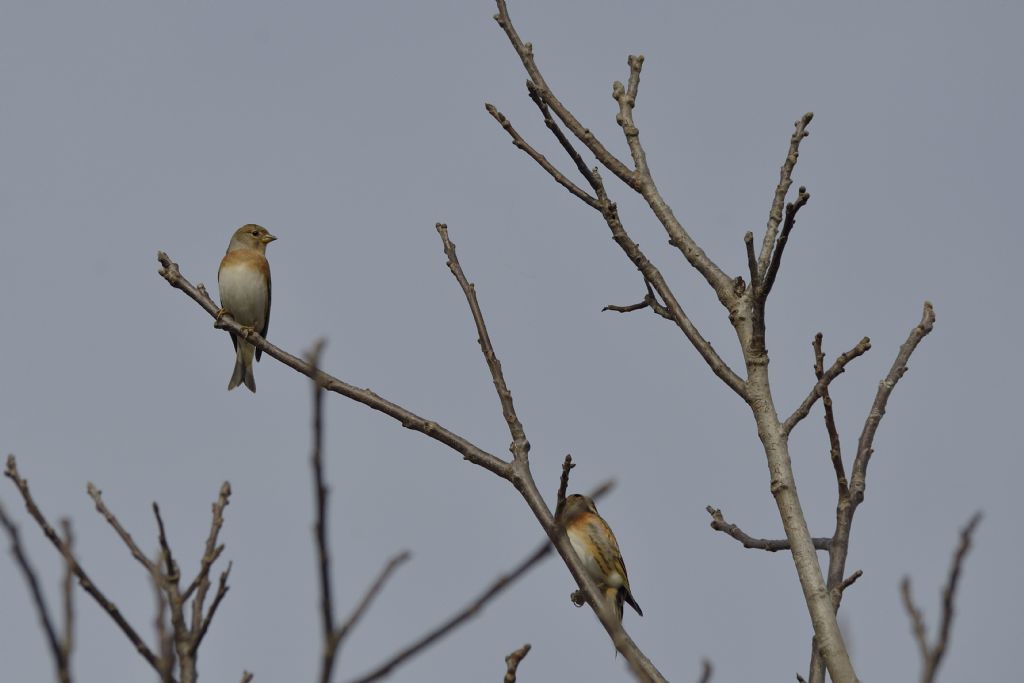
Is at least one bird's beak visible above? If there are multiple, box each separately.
[261,233,277,244]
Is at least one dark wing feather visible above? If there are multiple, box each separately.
[257,256,271,361]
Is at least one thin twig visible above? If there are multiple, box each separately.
[758,113,813,277]
[484,102,746,399]
[436,223,530,465]
[306,340,412,679]
[612,55,649,177]
[345,542,550,683]
[851,302,936,505]
[602,299,651,314]
[706,506,831,552]
[58,520,75,680]
[4,455,167,678]
[153,504,179,580]
[495,0,735,305]
[744,232,759,294]
[603,279,672,320]
[782,337,872,436]
[0,500,71,683]
[813,334,847,498]
[87,482,155,573]
[485,103,598,208]
[150,553,175,683]
[334,551,412,650]
[901,513,982,683]
[829,570,864,608]
[554,455,575,520]
[697,659,713,683]
[525,80,600,188]
[760,186,810,300]
[194,562,231,650]
[182,482,232,602]
[493,0,637,188]
[306,339,339,683]
[503,643,531,683]
[157,252,512,480]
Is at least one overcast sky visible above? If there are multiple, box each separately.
[1,1,1020,681]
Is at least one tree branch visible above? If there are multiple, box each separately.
[758,113,813,277]
[612,55,649,179]
[744,232,759,294]
[58,520,75,680]
[813,334,847,498]
[485,103,598,209]
[851,302,936,505]
[306,340,339,683]
[603,278,673,320]
[0,500,72,683]
[706,506,831,552]
[87,482,155,573]
[335,552,411,650]
[436,223,530,465]
[494,0,736,305]
[487,100,746,399]
[345,540,549,683]
[157,252,512,480]
[503,643,531,683]
[782,336,872,436]
[492,0,637,189]
[345,481,612,683]
[149,553,175,683]
[194,562,231,650]
[4,455,167,678]
[153,504,180,581]
[697,659,713,683]
[760,186,810,300]
[554,454,575,521]
[808,304,937,683]
[901,513,982,683]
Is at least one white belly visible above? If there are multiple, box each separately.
[218,262,268,329]
[567,529,604,583]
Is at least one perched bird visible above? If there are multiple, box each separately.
[561,493,643,622]
[217,224,276,392]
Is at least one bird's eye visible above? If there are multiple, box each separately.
[251,230,260,237]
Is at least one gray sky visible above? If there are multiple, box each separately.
[1,1,1020,681]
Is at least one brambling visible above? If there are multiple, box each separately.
[217,224,276,392]
[561,494,643,622]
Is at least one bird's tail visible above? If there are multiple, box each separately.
[228,340,257,392]
[623,587,643,617]
[606,586,625,624]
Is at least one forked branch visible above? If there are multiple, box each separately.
[4,455,166,678]
[901,513,982,683]
[706,506,831,552]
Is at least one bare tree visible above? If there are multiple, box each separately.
[3,2,983,682]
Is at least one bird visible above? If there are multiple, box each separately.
[217,224,276,392]
[560,493,643,622]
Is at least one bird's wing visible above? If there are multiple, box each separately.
[257,254,271,361]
